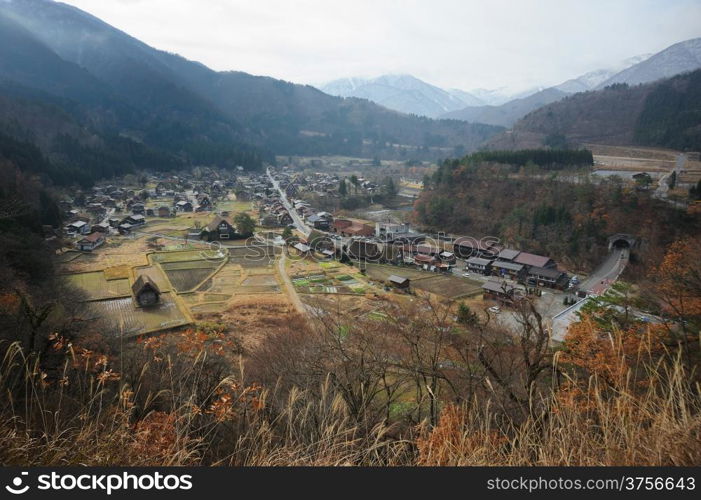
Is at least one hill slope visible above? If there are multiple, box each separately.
[487,70,701,151]
[439,88,569,127]
[1,0,501,163]
[598,38,701,88]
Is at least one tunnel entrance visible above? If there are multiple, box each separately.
[607,233,636,252]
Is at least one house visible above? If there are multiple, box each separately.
[65,220,90,235]
[145,208,155,217]
[131,203,145,215]
[196,195,212,211]
[465,257,493,275]
[527,266,568,289]
[453,237,501,259]
[307,214,330,231]
[491,261,527,281]
[513,252,556,269]
[496,248,521,262]
[122,214,146,227]
[108,217,121,228]
[158,206,171,217]
[414,253,438,268]
[132,275,161,307]
[91,222,110,233]
[438,251,456,264]
[202,216,236,240]
[415,244,440,256]
[388,275,410,289]
[118,223,133,235]
[76,232,106,252]
[482,280,521,304]
[292,242,311,255]
[175,200,193,212]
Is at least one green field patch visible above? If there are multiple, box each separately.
[160,259,224,271]
[319,261,340,269]
[204,293,232,301]
[65,272,131,300]
[335,274,354,281]
[151,250,222,264]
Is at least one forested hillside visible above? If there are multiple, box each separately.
[0,0,502,186]
[489,70,701,151]
[634,70,701,151]
[415,153,700,273]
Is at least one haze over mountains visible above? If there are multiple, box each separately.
[321,37,701,127]
[0,0,501,186]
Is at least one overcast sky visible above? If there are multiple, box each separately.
[59,0,701,93]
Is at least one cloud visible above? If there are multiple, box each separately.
[58,0,701,92]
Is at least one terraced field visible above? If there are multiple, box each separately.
[160,258,224,292]
[65,271,131,300]
[83,291,190,336]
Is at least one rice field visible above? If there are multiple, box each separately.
[83,292,190,336]
[412,275,482,299]
[65,272,131,300]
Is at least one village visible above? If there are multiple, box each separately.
[47,157,635,346]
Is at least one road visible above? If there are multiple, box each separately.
[578,246,629,295]
[267,168,311,237]
[277,252,305,314]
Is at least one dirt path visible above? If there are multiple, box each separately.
[277,252,305,314]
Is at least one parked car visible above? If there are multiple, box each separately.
[488,306,501,314]
[462,272,470,277]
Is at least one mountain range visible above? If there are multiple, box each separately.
[320,75,485,118]
[321,38,701,127]
[0,0,502,186]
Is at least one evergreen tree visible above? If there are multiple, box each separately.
[339,178,347,196]
[233,212,255,237]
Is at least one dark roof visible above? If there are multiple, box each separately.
[528,266,564,280]
[389,275,409,285]
[131,274,161,296]
[514,252,552,268]
[466,257,492,266]
[206,215,233,232]
[414,253,436,263]
[492,261,524,272]
[80,232,104,243]
[497,248,521,261]
[482,280,516,294]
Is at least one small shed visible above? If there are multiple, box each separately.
[388,275,410,289]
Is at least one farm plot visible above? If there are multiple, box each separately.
[292,273,364,295]
[160,258,224,292]
[83,292,190,337]
[364,263,431,282]
[228,245,278,268]
[412,275,482,299]
[65,272,131,301]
